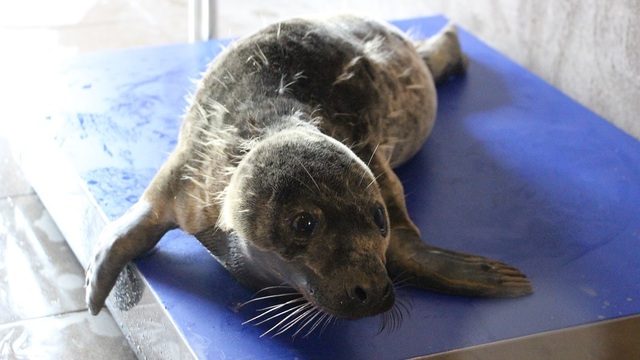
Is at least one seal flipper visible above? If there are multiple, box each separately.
[369,153,533,297]
[414,22,469,85]
[85,199,177,314]
[386,229,533,297]
[85,152,189,314]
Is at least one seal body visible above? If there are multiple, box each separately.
[86,16,531,329]
[197,16,437,168]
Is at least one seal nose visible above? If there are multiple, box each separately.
[348,281,394,307]
[351,282,392,302]
[353,285,368,301]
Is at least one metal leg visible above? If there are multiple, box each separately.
[188,0,217,42]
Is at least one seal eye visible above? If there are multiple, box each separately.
[292,212,318,238]
[374,204,387,237]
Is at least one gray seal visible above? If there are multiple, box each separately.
[86,15,531,331]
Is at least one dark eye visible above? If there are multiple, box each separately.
[374,204,387,237]
[291,212,318,238]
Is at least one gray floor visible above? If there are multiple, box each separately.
[0,1,440,357]
[0,138,137,358]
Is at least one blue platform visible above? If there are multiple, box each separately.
[18,16,640,359]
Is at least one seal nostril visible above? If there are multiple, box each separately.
[354,286,367,302]
[383,283,392,298]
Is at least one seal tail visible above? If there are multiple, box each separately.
[414,22,469,85]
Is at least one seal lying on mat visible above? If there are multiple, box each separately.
[86,15,532,334]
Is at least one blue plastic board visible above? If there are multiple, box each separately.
[33,16,640,359]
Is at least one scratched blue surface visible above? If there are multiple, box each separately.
[40,16,640,358]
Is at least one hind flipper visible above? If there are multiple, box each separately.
[414,22,469,85]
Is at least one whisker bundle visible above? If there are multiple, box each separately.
[240,286,336,338]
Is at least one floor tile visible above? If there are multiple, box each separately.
[0,195,85,324]
[0,138,33,198]
[0,310,136,359]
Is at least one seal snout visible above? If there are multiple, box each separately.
[342,277,395,319]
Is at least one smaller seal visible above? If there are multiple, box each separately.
[86,16,532,331]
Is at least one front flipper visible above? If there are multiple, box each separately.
[386,228,532,297]
[86,200,176,315]
[368,152,532,297]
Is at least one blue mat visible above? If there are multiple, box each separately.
[34,16,640,359]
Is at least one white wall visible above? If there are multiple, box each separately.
[215,0,640,139]
[431,0,640,139]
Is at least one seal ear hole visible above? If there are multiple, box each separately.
[374,204,388,237]
[291,212,319,238]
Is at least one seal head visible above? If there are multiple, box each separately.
[220,127,394,319]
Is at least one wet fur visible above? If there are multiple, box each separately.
[86,15,531,335]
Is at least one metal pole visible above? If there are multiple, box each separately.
[189,0,217,42]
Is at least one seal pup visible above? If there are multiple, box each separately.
[86,15,532,332]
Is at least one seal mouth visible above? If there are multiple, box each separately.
[238,281,410,337]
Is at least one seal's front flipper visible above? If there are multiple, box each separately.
[85,200,176,315]
[386,228,532,297]
[367,151,532,298]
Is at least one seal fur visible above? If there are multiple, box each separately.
[86,15,532,329]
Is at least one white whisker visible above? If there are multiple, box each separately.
[292,307,323,338]
[376,283,413,334]
[253,302,306,328]
[295,157,321,192]
[261,303,311,337]
[360,143,380,186]
[238,292,300,308]
[367,143,380,168]
[239,284,336,338]
[304,312,328,337]
[243,297,306,325]
[273,304,315,336]
[365,171,385,190]
[318,313,336,336]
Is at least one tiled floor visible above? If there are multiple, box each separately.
[0,1,441,357]
[0,136,137,358]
